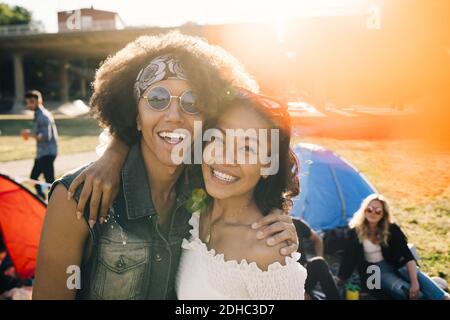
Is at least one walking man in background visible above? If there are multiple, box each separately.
[21,90,58,200]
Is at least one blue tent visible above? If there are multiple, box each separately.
[291,143,376,231]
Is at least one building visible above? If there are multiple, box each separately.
[57,7,125,32]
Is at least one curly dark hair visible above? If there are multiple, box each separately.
[204,98,300,215]
[90,31,258,145]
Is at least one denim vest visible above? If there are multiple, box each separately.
[49,143,200,299]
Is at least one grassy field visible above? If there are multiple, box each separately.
[0,114,101,162]
[1,115,448,280]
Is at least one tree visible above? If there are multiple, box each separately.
[0,3,32,25]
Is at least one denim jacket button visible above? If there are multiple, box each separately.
[116,255,126,268]
[155,253,162,262]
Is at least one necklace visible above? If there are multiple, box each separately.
[205,202,251,245]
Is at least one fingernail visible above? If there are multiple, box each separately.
[67,192,72,201]
[281,249,287,255]
[99,217,105,224]
[89,220,95,229]
[251,223,258,229]
[267,237,275,245]
[256,231,264,238]
[76,211,82,220]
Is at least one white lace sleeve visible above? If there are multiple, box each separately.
[243,253,307,300]
[96,128,112,157]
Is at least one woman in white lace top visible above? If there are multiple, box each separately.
[176,88,307,300]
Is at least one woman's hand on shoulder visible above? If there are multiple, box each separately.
[67,137,128,228]
[247,231,288,271]
[251,209,299,256]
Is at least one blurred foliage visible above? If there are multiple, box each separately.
[0,3,32,25]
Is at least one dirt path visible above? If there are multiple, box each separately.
[0,151,98,179]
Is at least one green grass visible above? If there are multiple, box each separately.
[0,114,102,162]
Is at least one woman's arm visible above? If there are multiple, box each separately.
[33,184,90,299]
[391,223,416,264]
[406,258,420,299]
[68,136,129,228]
[389,224,419,299]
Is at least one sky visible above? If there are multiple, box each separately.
[3,0,376,33]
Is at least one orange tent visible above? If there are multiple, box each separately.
[0,173,46,279]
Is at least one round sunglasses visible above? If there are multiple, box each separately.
[140,86,200,115]
[366,206,383,215]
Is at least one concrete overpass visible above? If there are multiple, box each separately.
[0,25,203,111]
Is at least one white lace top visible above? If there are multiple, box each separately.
[176,212,307,300]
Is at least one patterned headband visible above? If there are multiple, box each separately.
[133,54,187,101]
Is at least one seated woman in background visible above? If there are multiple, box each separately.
[338,194,449,300]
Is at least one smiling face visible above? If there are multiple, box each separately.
[364,199,385,225]
[137,79,203,167]
[202,104,273,201]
